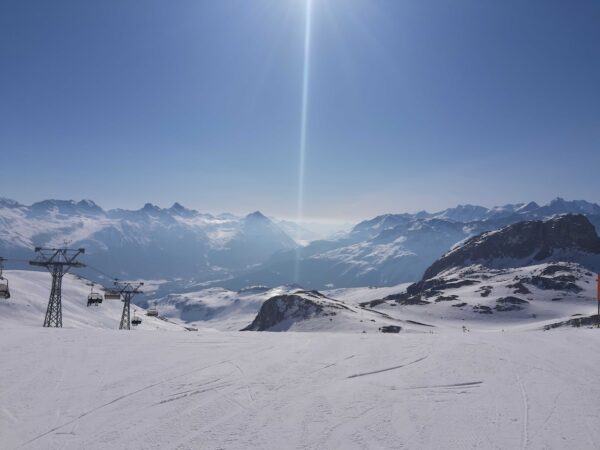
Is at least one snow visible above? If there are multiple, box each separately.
[155,285,307,331]
[0,270,184,331]
[244,290,410,333]
[2,270,600,448]
[372,263,599,331]
[312,240,415,272]
[2,327,600,449]
[323,283,412,306]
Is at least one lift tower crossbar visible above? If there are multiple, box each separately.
[29,247,85,328]
[112,280,144,330]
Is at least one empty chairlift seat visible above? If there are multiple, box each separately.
[146,303,159,317]
[104,290,121,300]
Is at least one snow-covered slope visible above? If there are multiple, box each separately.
[3,327,600,449]
[323,283,412,306]
[368,263,598,329]
[154,284,304,331]
[0,270,183,331]
[362,215,600,329]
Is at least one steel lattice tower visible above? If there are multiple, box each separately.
[112,281,144,330]
[29,247,85,328]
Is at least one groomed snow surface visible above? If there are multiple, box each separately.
[2,271,600,449]
[3,328,600,449]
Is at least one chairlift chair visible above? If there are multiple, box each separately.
[87,292,103,307]
[146,302,159,317]
[87,283,103,307]
[104,290,121,300]
[0,261,10,299]
[132,310,142,326]
[0,277,10,299]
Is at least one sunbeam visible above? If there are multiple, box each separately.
[294,0,313,282]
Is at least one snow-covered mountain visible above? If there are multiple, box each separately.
[2,197,599,290]
[423,214,600,279]
[225,198,600,289]
[0,199,297,282]
[364,215,600,326]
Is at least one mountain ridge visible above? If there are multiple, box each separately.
[2,197,600,289]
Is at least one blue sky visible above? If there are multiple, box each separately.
[1,0,599,221]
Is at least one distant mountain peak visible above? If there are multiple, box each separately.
[518,201,540,211]
[246,211,268,221]
[0,197,21,207]
[142,202,160,212]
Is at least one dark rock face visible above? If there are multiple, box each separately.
[242,294,322,331]
[473,305,493,314]
[379,325,401,333]
[477,285,493,297]
[494,296,529,312]
[405,279,478,298]
[423,215,600,280]
[527,275,582,293]
[241,291,347,331]
[508,281,531,295]
[544,315,599,329]
[379,293,430,306]
[435,294,459,302]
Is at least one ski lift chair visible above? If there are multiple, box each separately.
[104,290,121,300]
[0,278,10,299]
[146,302,159,317]
[87,292,103,306]
[132,315,142,326]
[0,260,10,299]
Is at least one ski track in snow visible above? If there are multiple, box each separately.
[346,356,428,379]
[515,368,530,450]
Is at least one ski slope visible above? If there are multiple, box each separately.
[0,270,184,331]
[2,327,600,449]
[323,283,411,306]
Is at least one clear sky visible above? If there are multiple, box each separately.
[1,0,599,221]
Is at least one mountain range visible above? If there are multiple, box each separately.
[1,197,599,289]
[359,214,600,327]
[223,198,600,289]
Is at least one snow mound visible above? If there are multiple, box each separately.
[242,290,406,333]
[154,285,308,331]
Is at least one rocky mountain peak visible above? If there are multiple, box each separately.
[245,211,269,222]
[423,214,600,279]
